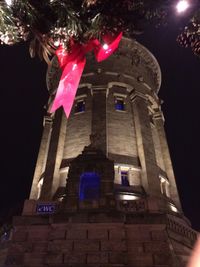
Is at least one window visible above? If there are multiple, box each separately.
[79,172,100,201]
[115,98,125,111]
[75,100,85,113]
[121,171,129,186]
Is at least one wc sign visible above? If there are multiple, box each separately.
[36,203,56,214]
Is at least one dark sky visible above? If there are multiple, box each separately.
[0,10,200,230]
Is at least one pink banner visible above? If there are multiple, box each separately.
[51,32,122,117]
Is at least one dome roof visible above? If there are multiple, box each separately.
[46,37,161,95]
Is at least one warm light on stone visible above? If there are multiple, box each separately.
[1,38,196,267]
[169,203,178,212]
[119,194,139,200]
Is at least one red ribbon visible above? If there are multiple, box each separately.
[50,32,122,117]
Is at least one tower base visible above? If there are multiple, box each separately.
[1,200,197,267]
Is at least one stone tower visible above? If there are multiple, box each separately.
[2,38,197,267]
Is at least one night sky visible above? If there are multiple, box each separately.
[0,10,200,230]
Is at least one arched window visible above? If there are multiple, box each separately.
[79,172,100,201]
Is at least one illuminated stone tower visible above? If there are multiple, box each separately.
[3,38,197,267]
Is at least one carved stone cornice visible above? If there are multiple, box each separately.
[46,38,162,95]
[153,110,165,121]
[44,115,53,125]
[166,216,197,247]
[129,89,148,102]
[115,38,161,93]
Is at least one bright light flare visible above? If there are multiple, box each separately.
[5,0,13,6]
[53,40,60,47]
[176,0,189,13]
[103,43,109,50]
[169,204,178,213]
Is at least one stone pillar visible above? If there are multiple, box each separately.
[91,86,107,155]
[29,115,52,200]
[40,109,67,200]
[130,92,161,196]
[153,111,182,210]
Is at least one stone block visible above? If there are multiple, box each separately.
[126,226,151,241]
[64,252,86,264]
[28,225,49,232]
[87,252,108,264]
[88,228,108,240]
[48,240,73,252]
[5,254,24,265]
[101,240,126,251]
[66,228,87,239]
[22,199,36,215]
[109,252,127,264]
[153,253,173,265]
[127,241,144,253]
[12,231,28,242]
[74,240,100,251]
[171,239,191,256]
[109,228,125,239]
[151,230,168,241]
[32,242,48,252]
[9,242,32,254]
[28,227,49,241]
[24,253,45,265]
[128,253,153,265]
[13,215,48,226]
[49,229,66,240]
[45,253,63,265]
[0,248,8,266]
[144,242,168,253]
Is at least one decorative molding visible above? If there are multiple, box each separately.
[167,217,197,244]
[129,89,148,102]
[108,81,133,92]
[75,94,87,100]
[78,83,92,89]
[153,110,165,121]
[108,153,140,167]
[81,72,95,77]
[117,199,147,213]
[116,38,162,92]
[113,92,128,99]
[46,38,162,95]
[43,115,53,126]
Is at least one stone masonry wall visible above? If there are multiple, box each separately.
[63,90,92,159]
[3,220,194,267]
[107,86,138,159]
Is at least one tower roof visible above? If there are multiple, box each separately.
[46,37,162,95]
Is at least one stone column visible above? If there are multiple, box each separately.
[91,86,107,155]
[130,92,161,196]
[29,115,52,200]
[153,111,182,210]
[40,109,67,200]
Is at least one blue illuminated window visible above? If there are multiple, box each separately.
[75,100,85,113]
[79,172,100,200]
[115,99,125,111]
[121,171,129,186]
